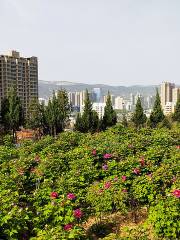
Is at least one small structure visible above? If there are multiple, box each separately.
[16,128,42,143]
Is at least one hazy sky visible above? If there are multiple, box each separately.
[0,0,180,86]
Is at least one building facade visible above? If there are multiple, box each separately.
[160,82,175,110]
[0,50,38,116]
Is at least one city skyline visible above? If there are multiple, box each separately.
[0,0,180,86]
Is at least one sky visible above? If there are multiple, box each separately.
[0,0,180,86]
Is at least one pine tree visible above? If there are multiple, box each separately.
[45,95,57,136]
[81,89,93,132]
[74,113,83,132]
[158,117,171,129]
[1,88,24,140]
[102,91,117,129]
[172,94,180,122]
[122,114,128,127]
[149,90,165,128]
[26,98,43,129]
[91,110,99,132]
[56,89,70,133]
[132,97,147,128]
[1,97,10,131]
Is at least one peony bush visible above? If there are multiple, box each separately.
[0,125,179,239]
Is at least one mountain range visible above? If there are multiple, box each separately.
[38,80,159,99]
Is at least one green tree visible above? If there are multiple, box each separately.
[81,89,93,132]
[45,92,57,136]
[122,114,128,127]
[56,89,70,133]
[158,117,171,129]
[131,97,146,128]
[26,99,43,130]
[74,113,83,132]
[172,94,180,122]
[1,88,24,140]
[149,90,165,128]
[1,97,10,131]
[102,91,117,129]
[91,110,99,132]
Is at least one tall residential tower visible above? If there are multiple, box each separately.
[0,50,38,116]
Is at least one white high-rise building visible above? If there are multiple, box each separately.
[114,96,124,110]
[172,88,180,105]
[92,102,106,119]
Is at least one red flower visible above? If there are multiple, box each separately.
[73,209,83,219]
[172,189,180,198]
[176,145,180,149]
[50,192,58,199]
[139,157,145,167]
[92,149,97,156]
[122,188,128,193]
[103,153,112,159]
[122,175,127,181]
[104,181,111,189]
[64,223,73,231]
[133,168,140,175]
[67,193,76,200]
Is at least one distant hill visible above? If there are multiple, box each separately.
[38,80,159,99]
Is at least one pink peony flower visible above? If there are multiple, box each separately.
[122,175,127,182]
[102,164,108,170]
[172,189,180,198]
[64,223,73,231]
[147,173,152,179]
[114,176,118,182]
[30,167,36,173]
[50,192,58,199]
[92,149,97,156]
[103,153,112,159]
[104,181,111,189]
[98,189,104,194]
[128,144,133,148]
[34,155,40,163]
[133,168,140,175]
[122,188,128,193]
[139,157,145,167]
[73,209,83,219]
[67,193,76,200]
[172,176,176,183]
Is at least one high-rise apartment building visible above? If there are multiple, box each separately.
[114,96,124,110]
[0,50,38,116]
[160,82,175,110]
[172,88,180,105]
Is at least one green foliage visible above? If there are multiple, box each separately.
[132,97,146,128]
[26,98,43,130]
[122,114,128,127]
[75,90,99,132]
[148,197,180,238]
[149,90,165,128]
[102,92,117,129]
[0,125,179,239]
[172,93,180,122]
[1,87,24,136]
